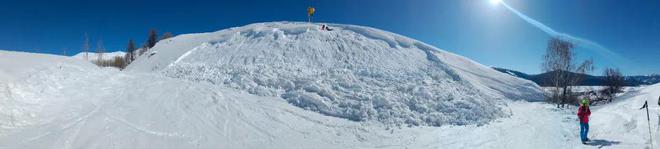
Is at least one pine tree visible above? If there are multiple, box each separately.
[147,29,158,48]
[96,40,105,64]
[126,39,136,62]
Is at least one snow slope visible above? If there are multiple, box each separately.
[72,51,126,61]
[427,83,660,149]
[1,50,431,148]
[5,49,561,149]
[0,49,636,149]
[0,50,113,135]
[585,83,660,148]
[2,45,658,148]
[127,22,544,126]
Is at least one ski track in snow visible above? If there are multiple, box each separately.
[102,111,187,138]
[167,43,208,68]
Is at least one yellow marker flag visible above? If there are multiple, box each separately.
[307,7,315,16]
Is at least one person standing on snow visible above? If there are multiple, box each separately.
[320,24,334,31]
[578,98,591,144]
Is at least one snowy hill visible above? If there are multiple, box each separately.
[2,49,552,149]
[127,22,544,126]
[587,83,660,148]
[2,50,432,148]
[72,51,125,61]
[2,21,659,148]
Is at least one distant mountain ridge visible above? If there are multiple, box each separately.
[493,67,660,86]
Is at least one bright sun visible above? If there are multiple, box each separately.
[489,0,502,5]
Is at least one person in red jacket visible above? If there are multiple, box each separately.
[577,98,591,144]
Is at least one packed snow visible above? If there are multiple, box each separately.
[7,49,660,149]
[2,22,659,149]
[2,50,427,148]
[128,22,544,126]
[586,83,660,148]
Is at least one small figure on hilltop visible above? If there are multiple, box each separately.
[320,24,333,31]
[577,98,591,144]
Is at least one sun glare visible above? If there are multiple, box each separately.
[489,0,502,5]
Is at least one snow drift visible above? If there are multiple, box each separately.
[128,22,543,126]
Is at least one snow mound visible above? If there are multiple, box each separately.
[587,83,660,147]
[0,50,432,148]
[127,22,543,126]
[0,50,109,130]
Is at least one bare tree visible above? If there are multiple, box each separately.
[112,56,127,69]
[96,40,105,63]
[92,56,126,69]
[602,67,624,102]
[542,38,593,108]
[82,33,90,61]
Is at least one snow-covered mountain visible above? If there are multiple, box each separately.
[128,22,544,126]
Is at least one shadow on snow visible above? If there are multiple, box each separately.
[585,139,621,148]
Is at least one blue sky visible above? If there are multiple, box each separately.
[1,0,658,75]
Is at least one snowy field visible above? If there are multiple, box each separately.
[1,22,658,149]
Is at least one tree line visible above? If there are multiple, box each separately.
[542,38,624,108]
[82,29,173,69]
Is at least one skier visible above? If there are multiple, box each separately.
[578,98,591,144]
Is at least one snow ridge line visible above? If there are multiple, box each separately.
[167,43,209,68]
